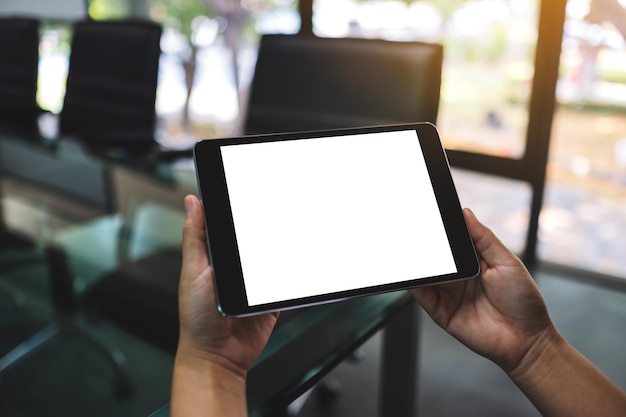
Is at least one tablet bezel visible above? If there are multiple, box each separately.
[193,122,479,317]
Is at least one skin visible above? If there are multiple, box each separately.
[171,196,626,417]
[171,194,278,417]
[411,208,626,417]
[410,208,553,375]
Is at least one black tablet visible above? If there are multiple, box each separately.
[193,123,479,317]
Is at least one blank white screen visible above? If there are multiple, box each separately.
[220,130,457,306]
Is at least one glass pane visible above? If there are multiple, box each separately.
[38,24,72,116]
[151,0,299,146]
[312,0,539,158]
[541,0,626,278]
[452,169,531,255]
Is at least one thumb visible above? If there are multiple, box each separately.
[463,208,521,269]
[181,195,210,277]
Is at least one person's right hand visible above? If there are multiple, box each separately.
[412,208,626,417]
[410,208,557,375]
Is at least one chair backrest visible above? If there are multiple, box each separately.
[243,34,443,135]
[0,18,40,137]
[59,19,162,150]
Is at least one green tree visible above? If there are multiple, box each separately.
[89,0,131,19]
[150,0,214,130]
[150,0,284,133]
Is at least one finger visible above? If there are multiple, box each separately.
[463,208,521,269]
[408,286,438,314]
[182,195,210,275]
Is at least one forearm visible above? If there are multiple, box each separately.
[171,344,249,417]
[510,329,626,417]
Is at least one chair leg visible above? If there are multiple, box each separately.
[46,243,134,398]
[0,319,134,399]
[72,322,134,399]
[0,322,60,373]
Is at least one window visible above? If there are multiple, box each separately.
[312,0,539,159]
[541,0,626,278]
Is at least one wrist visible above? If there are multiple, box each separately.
[174,354,247,395]
[507,324,563,384]
[176,336,248,379]
[506,324,626,417]
[171,341,249,417]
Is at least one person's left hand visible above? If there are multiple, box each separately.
[177,194,279,376]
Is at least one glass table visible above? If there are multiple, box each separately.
[0,133,420,417]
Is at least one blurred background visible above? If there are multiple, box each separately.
[22,0,626,280]
[1,1,625,416]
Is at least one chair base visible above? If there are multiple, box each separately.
[0,319,134,399]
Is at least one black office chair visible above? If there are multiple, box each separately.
[0,18,46,272]
[242,35,443,324]
[0,14,47,301]
[59,19,162,156]
[82,246,181,354]
[72,201,185,355]
[241,35,443,411]
[0,18,41,139]
[243,34,443,135]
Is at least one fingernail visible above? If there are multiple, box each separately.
[184,195,194,214]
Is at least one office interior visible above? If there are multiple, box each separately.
[0,0,625,416]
